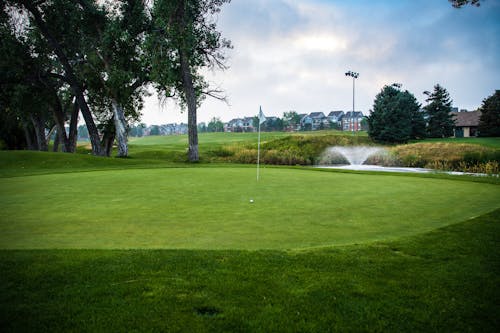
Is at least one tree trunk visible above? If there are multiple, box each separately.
[102,129,115,157]
[25,3,104,156]
[111,100,128,157]
[51,91,71,152]
[180,51,199,162]
[67,98,79,153]
[30,114,48,151]
[23,123,36,150]
[53,130,60,152]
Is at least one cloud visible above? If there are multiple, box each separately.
[142,0,500,125]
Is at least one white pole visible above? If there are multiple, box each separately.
[257,109,261,181]
[352,76,355,133]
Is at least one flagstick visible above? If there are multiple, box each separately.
[257,113,261,181]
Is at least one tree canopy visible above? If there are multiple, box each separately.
[146,0,232,161]
[424,84,455,138]
[1,0,231,160]
[367,85,424,143]
[478,90,500,137]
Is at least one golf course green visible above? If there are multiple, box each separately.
[1,135,499,332]
[1,167,498,249]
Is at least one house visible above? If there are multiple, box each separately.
[327,111,344,124]
[308,112,327,130]
[242,117,255,132]
[162,123,187,135]
[451,110,481,137]
[341,111,364,131]
[224,118,244,132]
[299,114,312,130]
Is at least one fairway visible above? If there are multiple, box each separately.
[1,167,499,250]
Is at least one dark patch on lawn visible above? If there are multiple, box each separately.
[194,306,221,317]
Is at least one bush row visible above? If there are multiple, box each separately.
[205,136,500,174]
[206,134,373,165]
[390,143,500,174]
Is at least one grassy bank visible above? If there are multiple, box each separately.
[128,133,500,173]
[1,209,499,332]
[390,142,500,174]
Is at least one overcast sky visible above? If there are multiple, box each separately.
[141,0,500,125]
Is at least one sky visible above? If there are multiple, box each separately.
[141,0,500,125]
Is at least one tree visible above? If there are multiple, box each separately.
[449,0,480,8]
[148,0,232,162]
[478,90,500,137]
[129,123,146,137]
[207,117,224,132]
[1,7,47,150]
[283,111,301,131]
[367,85,424,143]
[77,0,148,157]
[5,0,106,156]
[149,125,161,136]
[424,84,455,138]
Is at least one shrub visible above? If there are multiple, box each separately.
[391,142,499,173]
[233,148,257,164]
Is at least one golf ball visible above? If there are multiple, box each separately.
[249,199,254,203]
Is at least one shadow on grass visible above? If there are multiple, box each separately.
[1,209,499,332]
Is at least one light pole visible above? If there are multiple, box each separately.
[345,70,359,133]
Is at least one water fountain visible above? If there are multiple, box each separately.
[327,146,385,165]
[317,146,432,173]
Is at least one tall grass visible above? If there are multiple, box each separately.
[390,143,500,174]
[207,134,373,165]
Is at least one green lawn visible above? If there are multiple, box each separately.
[1,140,499,331]
[417,136,500,149]
[1,167,499,250]
[1,210,499,332]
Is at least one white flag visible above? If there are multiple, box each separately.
[258,107,266,125]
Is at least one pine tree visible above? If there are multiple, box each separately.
[478,90,500,137]
[367,85,423,143]
[424,84,455,138]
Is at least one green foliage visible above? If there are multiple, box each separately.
[368,85,424,143]
[450,0,481,8]
[478,90,500,137]
[424,84,455,138]
[222,134,373,165]
[207,117,224,132]
[147,0,232,108]
[283,111,301,129]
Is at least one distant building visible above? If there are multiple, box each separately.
[224,118,244,132]
[451,110,481,137]
[341,111,364,131]
[327,111,344,124]
[161,123,188,135]
[224,117,256,132]
[299,114,312,130]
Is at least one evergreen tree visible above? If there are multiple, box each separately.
[367,85,423,143]
[424,84,455,138]
[406,92,427,139]
[478,90,500,137]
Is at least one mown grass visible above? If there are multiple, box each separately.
[1,134,499,331]
[1,209,499,332]
[0,150,172,178]
[417,137,500,149]
[1,166,499,250]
